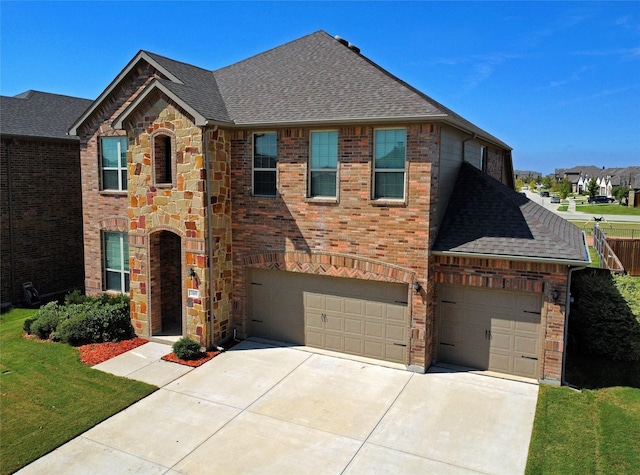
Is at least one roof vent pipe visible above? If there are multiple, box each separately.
[334,35,348,46]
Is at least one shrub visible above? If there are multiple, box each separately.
[614,274,640,321]
[29,302,68,340]
[57,302,134,346]
[569,270,640,361]
[64,289,86,305]
[172,337,204,360]
[22,317,36,334]
[64,290,130,307]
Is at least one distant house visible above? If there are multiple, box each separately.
[0,91,92,306]
[564,165,640,198]
[68,31,589,382]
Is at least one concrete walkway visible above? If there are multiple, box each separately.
[18,340,539,475]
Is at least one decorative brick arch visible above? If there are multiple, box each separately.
[99,217,128,233]
[241,250,415,284]
[145,224,187,240]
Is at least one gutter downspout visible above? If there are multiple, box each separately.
[462,133,477,163]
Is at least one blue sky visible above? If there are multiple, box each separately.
[1,1,638,175]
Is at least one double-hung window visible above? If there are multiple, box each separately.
[253,133,277,196]
[103,231,129,293]
[101,137,128,191]
[309,131,338,198]
[373,129,406,200]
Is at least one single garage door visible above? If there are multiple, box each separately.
[437,284,542,379]
[249,269,409,364]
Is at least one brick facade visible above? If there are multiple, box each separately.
[433,256,569,381]
[1,138,84,304]
[230,124,438,369]
[73,49,572,380]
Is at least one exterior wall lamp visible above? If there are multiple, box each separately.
[551,289,559,303]
[189,267,199,289]
[413,281,421,292]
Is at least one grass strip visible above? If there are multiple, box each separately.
[576,204,640,216]
[526,385,640,475]
[0,309,156,475]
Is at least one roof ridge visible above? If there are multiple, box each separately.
[141,50,215,75]
[5,90,92,101]
[212,30,328,74]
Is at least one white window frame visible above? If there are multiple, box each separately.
[100,136,127,192]
[373,128,407,201]
[252,132,277,196]
[308,130,339,199]
[103,231,129,293]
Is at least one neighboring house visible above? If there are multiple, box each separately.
[0,91,92,307]
[561,165,639,198]
[559,165,603,193]
[69,31,589,383]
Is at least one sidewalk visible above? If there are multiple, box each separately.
[92,341,194,387]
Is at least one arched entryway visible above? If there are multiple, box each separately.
[149,230,183,337]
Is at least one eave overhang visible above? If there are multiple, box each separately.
[225,115,512,151]
[431,250,591,267]
[68,51,184,136]
[112,80,215,129]
[431,237,592,268]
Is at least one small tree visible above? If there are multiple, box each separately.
[612,185,630,206]
[587,178,599,200]
[541,175,553,189]
[558,178,572,200]
[515,177,524,191]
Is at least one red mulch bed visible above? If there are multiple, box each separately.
[161,350,220,367]
[77,338,149,366]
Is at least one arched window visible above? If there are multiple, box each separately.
[154,133,174,185]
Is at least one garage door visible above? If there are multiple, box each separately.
[437,285,542,379]
[249,269,409,364]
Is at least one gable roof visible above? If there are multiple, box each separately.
[433,162,589,265]
[1,90,92,140]
[73,31,510,149]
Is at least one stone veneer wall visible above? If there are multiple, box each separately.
[204,128,233,344]
[126,96,199,344]
[230,124,439,369]
[434,255,569,381]
[1,138,84,304]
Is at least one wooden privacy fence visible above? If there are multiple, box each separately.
[606,238,640,276]
[593,225,625,274]
[592,224,640,276]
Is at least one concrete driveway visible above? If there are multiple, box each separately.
[18,340,539,475]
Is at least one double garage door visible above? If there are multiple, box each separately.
[437,285,543,379]
[249,269,409,364]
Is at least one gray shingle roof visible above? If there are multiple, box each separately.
[1,91,92,139]
[433,162,589,263]
[104,31,508,149]
[143,52,231,123]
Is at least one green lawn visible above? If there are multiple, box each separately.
[526,385,640,474]
[0,308,156,475]
[576,204,640,216]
